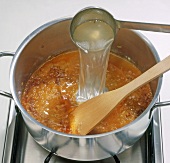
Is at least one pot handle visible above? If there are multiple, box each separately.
[0,52,14,57]
[0,52,14,99]
[149,100,170,118]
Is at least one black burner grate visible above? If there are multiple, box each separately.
[44,150,120,163]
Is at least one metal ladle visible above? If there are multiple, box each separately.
[70,7,170,102]
[70,7,170,41]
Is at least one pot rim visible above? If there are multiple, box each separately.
[9,17,162,139]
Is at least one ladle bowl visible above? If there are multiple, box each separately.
[70,7,170,43]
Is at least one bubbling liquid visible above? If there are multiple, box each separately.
[21,51,153,135]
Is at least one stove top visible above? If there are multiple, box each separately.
[1,100,163,163]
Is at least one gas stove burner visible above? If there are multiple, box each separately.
[44,149,57,163]
[44,150,120,163]
[112,155,120,163]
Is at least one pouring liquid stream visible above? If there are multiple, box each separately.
[72,20,115,102]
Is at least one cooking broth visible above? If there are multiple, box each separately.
[21,51,152,135]
[73,20,114,51]
[73,20,114,102]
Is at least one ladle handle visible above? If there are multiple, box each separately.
[119,54,170,96]
[117,20,170,33]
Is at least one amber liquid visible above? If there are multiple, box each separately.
[21,51,153,135]
[73,20,114,102]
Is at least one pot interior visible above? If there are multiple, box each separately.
[11,18,161,133]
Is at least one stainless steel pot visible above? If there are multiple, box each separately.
[1,18,170,161]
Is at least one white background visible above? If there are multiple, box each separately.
[1,0,170,162]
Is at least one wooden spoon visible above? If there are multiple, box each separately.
[71,54,170,135]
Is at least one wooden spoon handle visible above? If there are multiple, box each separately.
[71,54,170,135]
[121,54,170,96]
